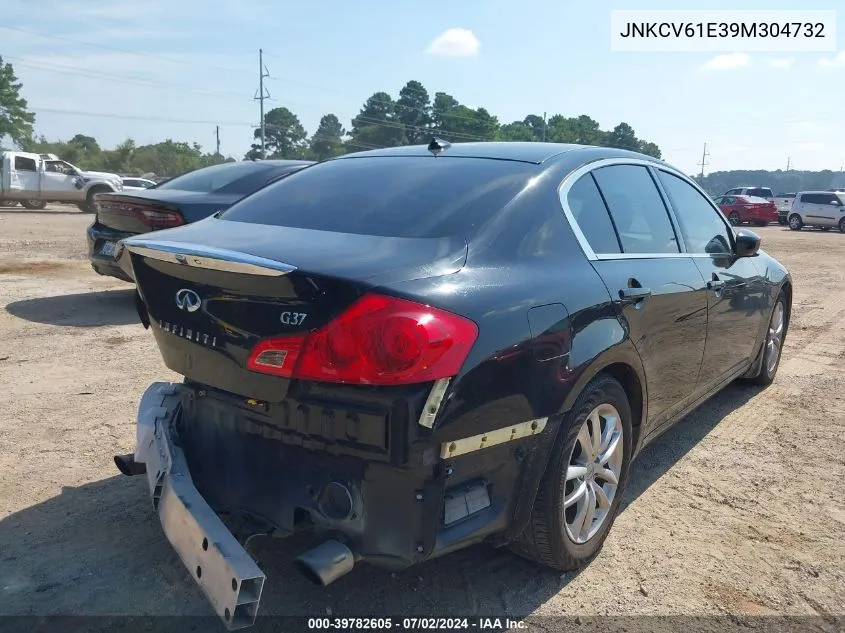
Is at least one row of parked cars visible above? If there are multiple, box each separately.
[712,185,845,232]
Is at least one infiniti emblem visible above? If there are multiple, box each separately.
[175,288,201,313]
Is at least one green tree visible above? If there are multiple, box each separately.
[498,121,535,141]
[441,106,498,142]
[607,122,640,152]
[250,107,308,159]
[395,80,431,144]
[309,113,346,160]
[430,92,459,136]
[350,92,406,148]
[637,140,661,159]
[0,56,35,149]
[522,114,546,141]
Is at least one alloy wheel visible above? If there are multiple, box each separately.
[729,212,741,225]
[789,215,801,230]
[766,302,785,375]
[563,403,624,544]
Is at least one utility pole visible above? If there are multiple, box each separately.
[786,156,791,171]
[215,125,220,157]
[542,112,547,142]
[698,142,710,179]
[253,49,271,159]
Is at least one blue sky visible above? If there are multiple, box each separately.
[2,0,843,174]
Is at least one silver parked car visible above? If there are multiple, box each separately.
[787,190,845,232]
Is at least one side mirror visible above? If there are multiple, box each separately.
[734,228,761,258]
[72,177,84,190]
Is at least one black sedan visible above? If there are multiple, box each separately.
[115,141,791,626]
[87,159,312,281]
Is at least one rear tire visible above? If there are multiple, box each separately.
[788,214,803,231]
[839,218,845,233]
[83,187,110,213]
[509,374,633,571]
[21,199,47,210]
[728,211,741,225]
[747,293,787,386]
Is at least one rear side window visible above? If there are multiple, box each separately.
[656,170,733,255]
[14,156,37,171]
[801,193,837,204]
[221,157,538,238]
[748,188,773,198]
[591,165,680,254]
[725,188,741,195]
[566,174,621,254]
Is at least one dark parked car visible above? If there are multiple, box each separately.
[87,159,313,281]
[114,141,792,628]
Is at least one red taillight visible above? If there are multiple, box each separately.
[97,201,184,229]
[246,293,479,385]
[140,208,184,229]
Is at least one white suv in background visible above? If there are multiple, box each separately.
[788,191,845,232]
[724,186,775,201]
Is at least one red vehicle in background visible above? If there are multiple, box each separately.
[711,194,778,226]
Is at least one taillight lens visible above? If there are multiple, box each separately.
[97,201,184,229]
[140,208,184,228]
[246,293,478,385]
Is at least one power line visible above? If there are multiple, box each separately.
[0,25,250,75]
[27,106,380,152]
[5,55,250,101]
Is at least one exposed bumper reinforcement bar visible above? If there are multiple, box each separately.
[132,382,265,630]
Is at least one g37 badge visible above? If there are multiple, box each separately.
[280,311,307,326]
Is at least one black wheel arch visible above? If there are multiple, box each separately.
[498,343,647,545]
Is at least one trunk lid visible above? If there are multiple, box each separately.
[123,218,467,401]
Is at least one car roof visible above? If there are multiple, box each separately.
[256,159,314,167]
[335,142,592,165]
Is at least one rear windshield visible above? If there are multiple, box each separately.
[747,187,774,198]
[219,156,538,238]
[156,162,274,194]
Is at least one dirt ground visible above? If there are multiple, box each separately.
[0,206,843,630]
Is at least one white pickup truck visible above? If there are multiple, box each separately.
[0,151,123,212]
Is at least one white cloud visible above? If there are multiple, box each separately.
[702,53,751,70]
[818,51,845,67]
[425,28,481,57]
[769,58,793,69]
[795,142,823,150]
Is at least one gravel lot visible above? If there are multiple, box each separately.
[1,206,843,629]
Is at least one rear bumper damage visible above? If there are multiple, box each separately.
[123,381,552,628]
[130,382,265,630]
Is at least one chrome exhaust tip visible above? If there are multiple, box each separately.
[293,540,356,586]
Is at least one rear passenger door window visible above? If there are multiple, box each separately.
[655,170,733,255]
[591,164,680,254]
[565,173,621,254]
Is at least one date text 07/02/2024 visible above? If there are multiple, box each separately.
[306,617,527,630]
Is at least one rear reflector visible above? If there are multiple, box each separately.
[246,293,478,385]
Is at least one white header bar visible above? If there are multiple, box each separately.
[611,10,837,52]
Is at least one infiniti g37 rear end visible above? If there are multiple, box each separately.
[117,141,792,629]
